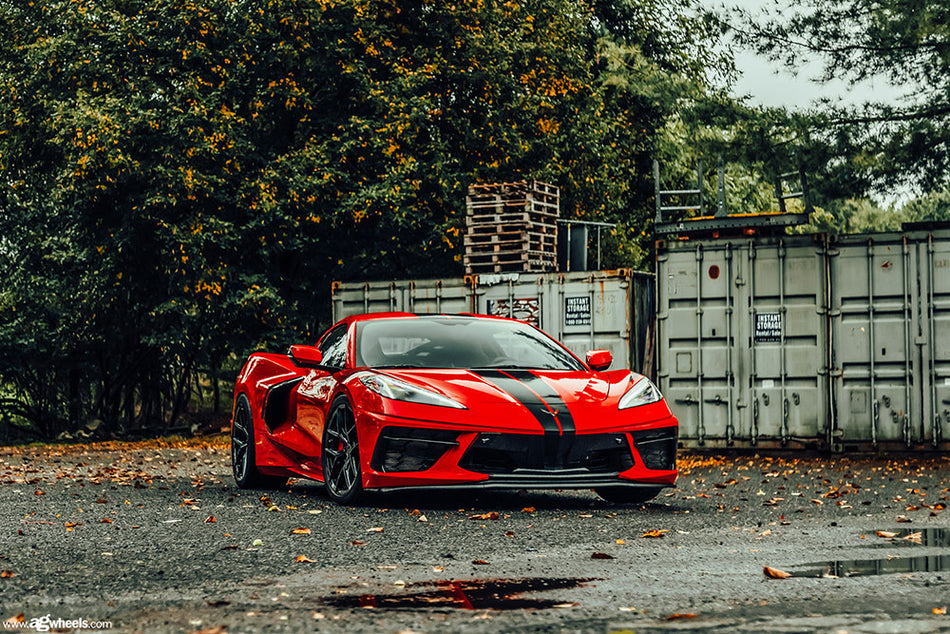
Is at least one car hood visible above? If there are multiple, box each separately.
[376,368,615,405]
[360,368,665,434]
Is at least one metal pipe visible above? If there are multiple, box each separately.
[749,241,758,444]
[900,237,913,445]
[867,239,878,448]
[779,240,789,445]
[696,244,706,445]
[927,234,940,446]
[725,244,735,445]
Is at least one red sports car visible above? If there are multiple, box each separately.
[231,313,677,504]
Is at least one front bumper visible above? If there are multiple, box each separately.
[358,411,679,491]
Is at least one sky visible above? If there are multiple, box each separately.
[709,1,907,111]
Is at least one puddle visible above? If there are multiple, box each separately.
[792,555,950,578]
[866,528,950,548]
[324,577,599,610]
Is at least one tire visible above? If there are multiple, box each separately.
[322,395,363,504]
[232,394,287,489]
[595,486,663,504]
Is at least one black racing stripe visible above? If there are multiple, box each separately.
[472,370,560,435]
[503,370,576,435]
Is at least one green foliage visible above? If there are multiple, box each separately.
[728,0,950,195]
[0,0,727,436]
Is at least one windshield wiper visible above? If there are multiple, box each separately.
[372,364,423,369]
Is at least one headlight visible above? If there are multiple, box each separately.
[618,375,663,410]
[359,374,467,409]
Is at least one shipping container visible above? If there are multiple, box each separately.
[657,228,950,451]
[332,269,655,375]
[657,235,829,449]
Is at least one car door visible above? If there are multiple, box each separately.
[294,324,350,466]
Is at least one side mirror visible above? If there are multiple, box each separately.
[289,345,324,369]
[586,349,612,372]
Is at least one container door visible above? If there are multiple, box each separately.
[917,231,950,447]
[553,271,634,371]
[475,273,547,329]
[332,278,474,320]
[403,278,475,315]
[657,242,739,446]
[742,238,828,446]
[830,236,917,447]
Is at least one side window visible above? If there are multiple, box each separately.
[318,324,349,369]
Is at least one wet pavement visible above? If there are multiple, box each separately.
[0,439,948,632]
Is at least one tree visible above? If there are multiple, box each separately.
[727,0,950,196]
[0,0,727,436]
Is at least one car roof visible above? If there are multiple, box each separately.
[339,312,513,326]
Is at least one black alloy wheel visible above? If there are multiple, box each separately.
[322,396,363,504]
[232,394,287,489]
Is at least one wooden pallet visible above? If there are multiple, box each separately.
[467,180,559,208]
[463,249,556,274]
[463,181,559,274]
[465,221,557,236]
[465,210,558,227]
[462,233,557,254]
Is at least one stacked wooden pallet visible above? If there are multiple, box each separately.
[463,181,559,274]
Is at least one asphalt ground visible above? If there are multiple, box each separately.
[1,437,949,633]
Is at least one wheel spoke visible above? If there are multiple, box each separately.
[323,402,360,498]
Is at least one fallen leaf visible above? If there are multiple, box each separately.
[295,555,316,563]
[1,570,15,578]
[641,530,669,538]
[591,552,614,559]
[934,607,947,615]
[100,518,113,524]
[351,540,366,546]
[34,490,45,496]
[291,528,311,535]
[521,507,536,513]
[252,539,263,546]
[377,565,398,570]
[902,531,922,544]
[417,515,428,523]
[205,516,216,523]
[553,602,577,608]
[615,538,626,545]
[896,515,912,523]
[763,566,792,579]
[192,627,227,634]
[472,559,490,565]
[366,527,384,533]
[469,513,499,521]
[667,613,698,620]
[221,545,238,551]
[876,531,899,538]
[64,522,80,528]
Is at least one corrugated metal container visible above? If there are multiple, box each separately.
[830,230,950,449]
[474,270,655,374]
[331,270,655,374]
[658,228,950,451]
[331,277,476,319]
[657,235,829,449]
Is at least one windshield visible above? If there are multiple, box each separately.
[355,317,585,371]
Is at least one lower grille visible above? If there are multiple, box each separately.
[371,427,460,473]
[459,433,634,475]
[631,427,678,470]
